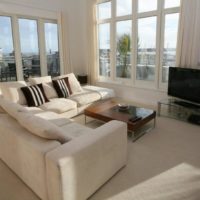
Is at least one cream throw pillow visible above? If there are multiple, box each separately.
[29,76,58,99]
[53,73,83,94]
[17,112,72,144]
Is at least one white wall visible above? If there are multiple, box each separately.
[97,82,168,107]
[0,0,89,75]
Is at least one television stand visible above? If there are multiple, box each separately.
[158,98,200,125]
[174,100,200,109]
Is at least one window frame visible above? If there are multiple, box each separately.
[0,4,64,81]
[96,0,180,90]
[159,6,180,89]
[44,19,61,77]
[96,0,113,82]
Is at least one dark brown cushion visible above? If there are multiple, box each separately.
[52,77,72,98]
[21,84,49,107]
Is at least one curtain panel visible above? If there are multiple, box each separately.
[87,0,98,84]
[176,0,200,68]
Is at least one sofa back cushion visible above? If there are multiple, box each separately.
[17,112,72,143]
[29,76,58,99]
[53,73,83,94]
[29,76,51,84]
[0,81,27,105]
[21,84,49,107]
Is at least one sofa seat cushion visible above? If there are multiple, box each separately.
[69,90,101,106]
[0,81,27,105]
[23,106,44,114]
[82,85,115,99]
[59,122,91,139]
[17,112,72,143]
[39,98,77,114]
[34,111,72,127]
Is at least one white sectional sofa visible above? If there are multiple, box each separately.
[0,73,115,118]
[0,74,127,200]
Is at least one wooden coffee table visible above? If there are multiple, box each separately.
[84,99,156,141]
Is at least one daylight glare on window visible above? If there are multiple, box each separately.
[19,18,41,79]
[45,22,60,77]
[98,23,111,77]
[96,0,180,88]
[138,0,157,13]
[0,16,17,82]
[97,2,111,20]
[117,0,132,16]
[165,0,180,8]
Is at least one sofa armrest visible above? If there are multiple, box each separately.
[46,120,127,200]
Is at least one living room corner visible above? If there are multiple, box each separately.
[0,0,200,200]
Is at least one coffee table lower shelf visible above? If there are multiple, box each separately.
[128,119,156,142]
[84,106,156,142]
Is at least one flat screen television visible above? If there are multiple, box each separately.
[168,67,200,104]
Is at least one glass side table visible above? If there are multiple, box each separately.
[157,98,200,122]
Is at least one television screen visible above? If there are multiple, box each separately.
[168,67,200,104]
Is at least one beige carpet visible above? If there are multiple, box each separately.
[0,116,200,200]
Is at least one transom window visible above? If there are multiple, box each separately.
[96,0,180,89]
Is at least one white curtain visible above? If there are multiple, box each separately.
[176,0,200,68]
[87,0,98,84]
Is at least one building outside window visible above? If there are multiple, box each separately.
[19,18,41,79]
[96,0,180,89]
[0,16,17,82]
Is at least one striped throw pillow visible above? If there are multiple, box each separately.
[21,84,49,107]
[52,77,72,98]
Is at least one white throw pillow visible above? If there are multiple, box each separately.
[17,112,72,144]
[53,73,83,94]
[29,76,58,99]
[0,81,27,105]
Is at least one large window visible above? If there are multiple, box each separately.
[138,0,157,13]
[162,13,179,82]
[19,19,41,79]
[98,23,111,77]
[116,20,132,78]
[137,17,157,81]
[0,16,17,82]
[96,0,180,89]
[0,14,61,82]
[45,22,60,77]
